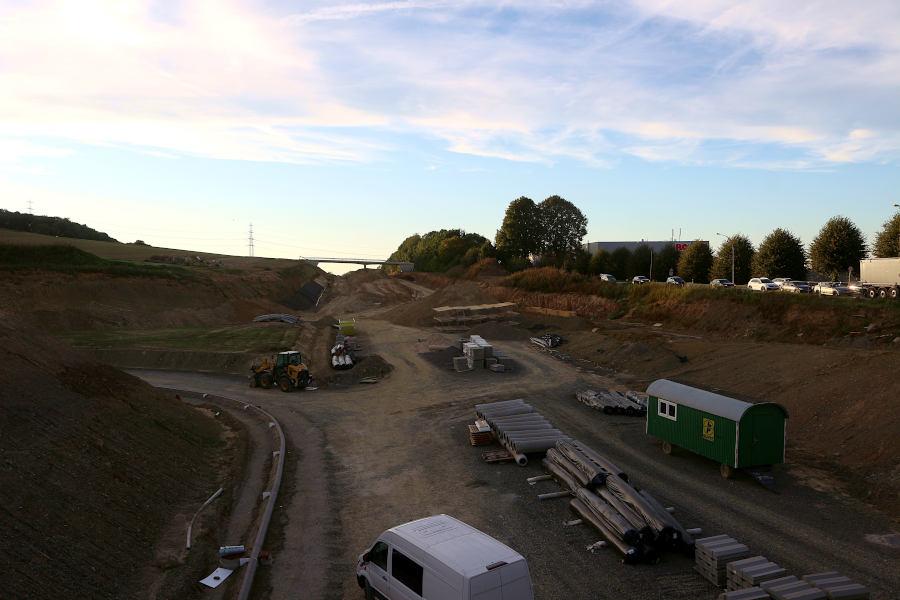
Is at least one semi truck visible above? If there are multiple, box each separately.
[859,257,900,299]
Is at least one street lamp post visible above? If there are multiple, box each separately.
[716,232,734,283]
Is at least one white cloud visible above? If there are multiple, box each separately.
[0,0,898,169]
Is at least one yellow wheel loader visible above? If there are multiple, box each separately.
[249,350,312,392]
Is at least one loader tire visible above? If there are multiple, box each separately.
[259,372,274,389]
[278,376,292,393]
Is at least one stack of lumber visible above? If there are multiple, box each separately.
[695,534,751,587]
[576,389,647,416]
[540,439,694,563]
[727,557,787,590]
[475,399,570,466]
[468,420,493,446]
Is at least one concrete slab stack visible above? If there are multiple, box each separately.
[727,557,787,590]
[802,573,870,600]
[695,535,751,587]
[718,588,772,600]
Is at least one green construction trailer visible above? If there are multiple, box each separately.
[646,379,788,479]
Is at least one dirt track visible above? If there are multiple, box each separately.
[132,317,900,600]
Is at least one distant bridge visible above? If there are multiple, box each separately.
[301,257,414,272]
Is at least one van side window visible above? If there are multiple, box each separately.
[391,549,423,596]
[370,541,388,571]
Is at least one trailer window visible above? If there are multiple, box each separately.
[658,400,677,421]
[391,549,423,596]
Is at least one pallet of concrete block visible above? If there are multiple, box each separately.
[802,572,870,599]
[718,588,772,600]
[695,534,751,587]
[727,556,787,591]
[759,576,828,600]
[576,389,647,416]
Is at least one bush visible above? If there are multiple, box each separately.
[0,245,193,279]
[0,209,118,242]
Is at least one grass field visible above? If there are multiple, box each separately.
[63,324,301,353]
[0,228,303,271]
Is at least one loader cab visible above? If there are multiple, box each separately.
[275,351,302,368]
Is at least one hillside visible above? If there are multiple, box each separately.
[0,209,117,242]
[0,239,326,331]
[0,318,230,598]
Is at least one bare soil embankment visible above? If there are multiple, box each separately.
[0,318,240,599]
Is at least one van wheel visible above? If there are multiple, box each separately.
[364,581,375,600]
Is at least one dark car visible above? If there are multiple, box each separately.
[666,276,685,287]
[710,278,734,288]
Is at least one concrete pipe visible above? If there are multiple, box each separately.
[503,430,566,443]
[500,439,528,466]
[511,436,571,454]
[477,404,535,418]
[488,413,547,424]
[496,423,555,434]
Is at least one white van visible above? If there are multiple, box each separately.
[356,514,534,600]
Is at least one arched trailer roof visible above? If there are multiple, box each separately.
[646,379,788,422]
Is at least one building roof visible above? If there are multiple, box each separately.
[390,515,523,577]
[646,379,788,421]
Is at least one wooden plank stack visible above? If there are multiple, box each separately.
[695,534,751,587]
[468,420,493,446]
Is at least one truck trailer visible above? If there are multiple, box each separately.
[859,257,900,299]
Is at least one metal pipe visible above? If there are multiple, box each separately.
[186,487,223,550]
[538,491,573,501]
[570,499,641,564]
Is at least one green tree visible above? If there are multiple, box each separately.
[589,250,610,275]
[677,241,713,283]
[495,197,540,264]
[653,243,680,281]
[388,229,491,273]
[537,196,588,264]
[872,212,900,258]
[571,248,592,274]
[711,234,755,284]
[629,244,653,279]
[609,246,631,280]
[809,216,868,280]
[752,228,807,279]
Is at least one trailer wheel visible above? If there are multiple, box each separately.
[720,464,734,479]
[891,287,898,300]
[662,441,673,455]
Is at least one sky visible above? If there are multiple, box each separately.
[1,0,899,274]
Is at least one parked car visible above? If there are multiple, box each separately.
[357,515,534,600]
[845,282,871,297]
[781,280,811,294]
[771,277,792,288]
[632,275,650,285]
[599,273,617,283]
[710,278,735,288]
[666,276,685,287]
[748,277,779,292]
[814,282,851,296]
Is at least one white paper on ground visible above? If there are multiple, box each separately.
[200,567,233,588]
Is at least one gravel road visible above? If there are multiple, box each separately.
[132,318,900,600]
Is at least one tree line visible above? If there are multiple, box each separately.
[389,195,899,281]
[0,209,118,243]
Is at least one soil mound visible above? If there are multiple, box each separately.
[0,317,226,599]
[382,281,495,327]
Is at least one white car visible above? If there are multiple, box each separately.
[632,275,650,285]
[599,273,617,283]
[748,277,780,292]
[357,515,534,600]
[771,277,792,288]
[814,282,851,296]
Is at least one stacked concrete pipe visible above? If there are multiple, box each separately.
[475,399,571,466]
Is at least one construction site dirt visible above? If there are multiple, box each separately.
[3,256,899,600]
[131,314,900,600]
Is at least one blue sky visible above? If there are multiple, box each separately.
[1,1,898,273]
